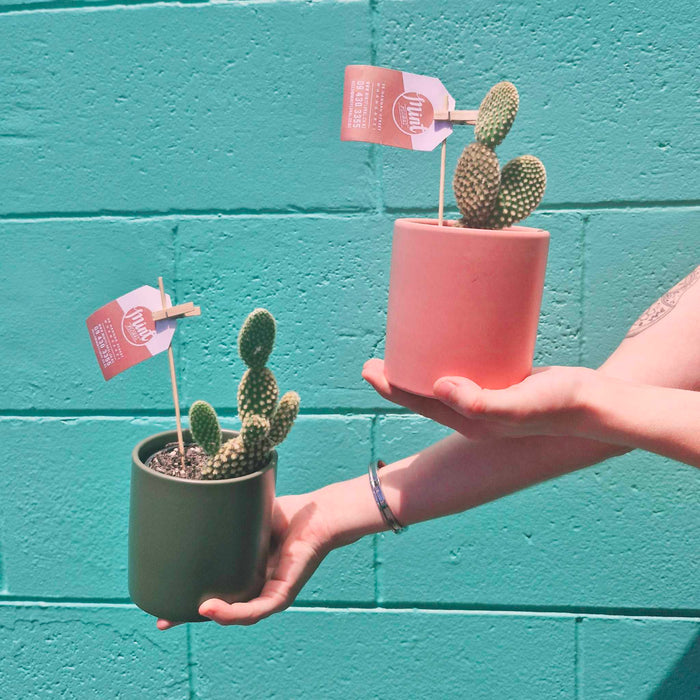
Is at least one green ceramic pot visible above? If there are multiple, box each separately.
[129,429,277,622]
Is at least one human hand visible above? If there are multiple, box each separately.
[362,358,596,440]
[157,492,334,629]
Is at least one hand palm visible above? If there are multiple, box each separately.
[157,494,332,629]
[362,359,589,440]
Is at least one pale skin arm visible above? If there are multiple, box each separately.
[157,265,700,629]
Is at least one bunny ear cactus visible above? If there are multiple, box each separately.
[454,81,546,229]
[188,308,300,480]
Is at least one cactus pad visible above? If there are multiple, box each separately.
[269,391,300,446]
[239,308,276,370]
[486,155,546,229]
[238,367,279,420]
[453,142,500,228]
[189,400,221,456]
[474,81,519,149]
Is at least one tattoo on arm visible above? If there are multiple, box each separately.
[625,265,700,338]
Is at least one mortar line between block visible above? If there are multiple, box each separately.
[0,208,378,223]
[1,598,699,620]
[368,0,385,217]
[578,214,589,364]
[0,408,417,419]
[0,0,186,15]
[368,0,378,67]
[1,201,697,224]
[0,513,6,596]
[186,623,196,700]
[574,616,582,700]
[0,0,326,16]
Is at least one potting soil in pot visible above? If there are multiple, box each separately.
[146,442,209,480]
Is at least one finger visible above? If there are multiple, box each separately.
[362,359,478,434]
[199,581,288,627]
[156,619,185,631]
[200,542,322,626]
[362,359,419,406]
[434,376,523,420]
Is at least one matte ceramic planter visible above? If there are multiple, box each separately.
[384,218,550,397]
[129,429,276,622]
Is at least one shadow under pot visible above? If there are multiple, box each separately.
[129,429,276,622]
[384,218,550,397]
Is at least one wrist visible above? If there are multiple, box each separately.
[314,474,388,550]
[577,370,631,443]
[533,366,602,438]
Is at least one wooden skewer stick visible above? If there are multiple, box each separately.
[157,276,186,470]
[438,94,449,226]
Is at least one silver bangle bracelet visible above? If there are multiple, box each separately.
[368,460,407,534]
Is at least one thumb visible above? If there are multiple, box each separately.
[433,376,521,420]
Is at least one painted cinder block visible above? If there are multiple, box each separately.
[377,0,698,209]
[582,208,699,368]
[191,609,574,699]
[0,2,373,215]
[580,617,700,699]
[0,218,178,411]
[0,417,168,598]
[375,416,700,610]
[0,416,374,605]
[0,603,189,699]
[178,215,391,410]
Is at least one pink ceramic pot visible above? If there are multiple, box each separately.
[384,218,550,397]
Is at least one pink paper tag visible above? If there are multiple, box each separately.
[341,65,455,151]
[86,285,176,381]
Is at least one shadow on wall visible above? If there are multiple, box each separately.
[650,631,700,699]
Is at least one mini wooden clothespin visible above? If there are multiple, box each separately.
[152,301,201,322]
[434,109,479,125]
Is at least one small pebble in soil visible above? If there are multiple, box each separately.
[147,442,210,480]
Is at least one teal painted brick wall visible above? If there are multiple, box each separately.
[0,0,697,697]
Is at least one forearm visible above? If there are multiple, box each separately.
[322,430,627,546]
[581,378,700,468]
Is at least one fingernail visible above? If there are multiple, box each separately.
[434,379,456,397]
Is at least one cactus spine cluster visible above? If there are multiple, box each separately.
[453,82,546,229]
[188,309,299,480]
